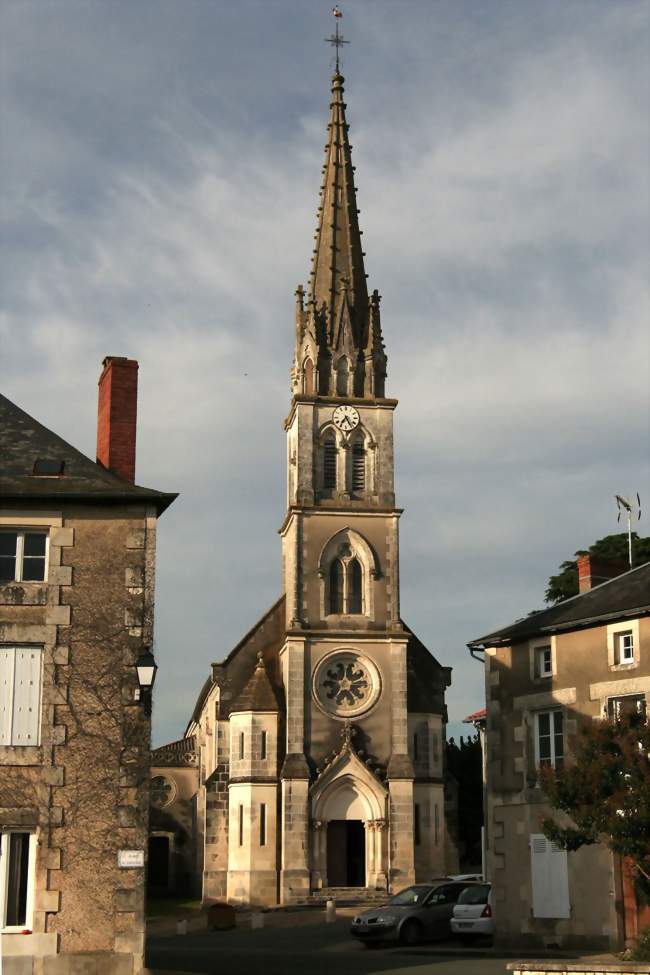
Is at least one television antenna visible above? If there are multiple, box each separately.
[615,493,641,566]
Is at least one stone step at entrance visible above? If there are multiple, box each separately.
[310,886,389,907]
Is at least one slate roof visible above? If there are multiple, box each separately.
[230,653,280,713]
[0,393,176,513]
[151,735,197,767]
[468,561,650,649]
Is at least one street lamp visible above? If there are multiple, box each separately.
[135,649,158,716]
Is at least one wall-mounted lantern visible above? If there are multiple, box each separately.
[135,649,158,716]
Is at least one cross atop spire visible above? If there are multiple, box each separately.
[324,7,349,73]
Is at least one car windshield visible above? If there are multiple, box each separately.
[388,885,433,906]
[457,884,490,905]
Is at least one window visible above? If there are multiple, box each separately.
[259,803,267,847]
[414,803,421,846]
[615,631,634,665]
[238,732,245,760]
[536,645,553,678]
[0,648,43,746]
[535,710,563,769]
[328,557,364,615]
[412,732,419,761]
[352,441,365,493]
[1,831,35,930]
[607,694,646,720]
[323,435,338,490]
[347,559,362,614]
[0,532,47,583]
[238,805,244,846]
[329,559,344,614]
[336,357,349,396]
[303,358,314,395]
[260,730,267,760]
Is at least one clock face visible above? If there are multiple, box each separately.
[333,405,360,432]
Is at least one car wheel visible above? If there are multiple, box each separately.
[399,920,422,947]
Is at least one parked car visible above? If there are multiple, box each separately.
[350,879,476,947]
[450,882,493,943]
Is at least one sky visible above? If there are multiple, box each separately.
[1,0,648,747]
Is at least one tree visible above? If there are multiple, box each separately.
[539,711,650,884]
[545,533,650,604]
[446,735,483,867]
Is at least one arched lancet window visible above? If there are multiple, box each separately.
[323,433,337,490]
[352,439,365,494]
[303,357,314,394]
[329,559,344,614]
[336,357,349,396]
[348,559,363,614]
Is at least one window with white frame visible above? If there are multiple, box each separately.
[0,532,47,583]
[0,648,43,746]
[535,710,564,769]
[614,631,634,665]
[1,831,37,930]
[607,694,646,720]
[536,645,553,678]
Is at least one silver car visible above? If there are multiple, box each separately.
[350,880,475,947]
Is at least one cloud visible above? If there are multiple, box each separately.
[0,0,647,744]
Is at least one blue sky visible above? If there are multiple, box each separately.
[1,0,648,745]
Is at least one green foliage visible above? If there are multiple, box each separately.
[628,926,650,961]
[540,712,650,882]
[446,734,483,866]
[545,533,650,604]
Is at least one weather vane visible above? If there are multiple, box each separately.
[325,5,349,72]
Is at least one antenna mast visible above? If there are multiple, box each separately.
[615,493,642,566]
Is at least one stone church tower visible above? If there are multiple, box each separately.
[184,69,455,907]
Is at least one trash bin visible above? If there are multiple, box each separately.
[207,901,236,931]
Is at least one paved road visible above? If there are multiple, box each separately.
[147,916,511,975]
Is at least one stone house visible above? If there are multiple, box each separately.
[172,68,457,910]
[468,556,650,950]
[1,358,175,973]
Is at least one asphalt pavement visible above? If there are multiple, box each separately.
[146,914,514,975]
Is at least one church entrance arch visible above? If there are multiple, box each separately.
[312,774,386,890]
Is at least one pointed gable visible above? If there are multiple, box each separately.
[230,652,280,714]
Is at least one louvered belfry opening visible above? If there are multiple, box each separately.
[352,439,365,494]
[324,435,338,489]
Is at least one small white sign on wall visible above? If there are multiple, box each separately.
[118,849,145,869]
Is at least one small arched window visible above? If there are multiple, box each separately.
[303,357,314,394]
[352,440,365,494]
[323,434,337,490]
[348,559,363,614]
[329,559,344,614]
[336,357,349,396]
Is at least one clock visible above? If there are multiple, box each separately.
[333,405,360,432]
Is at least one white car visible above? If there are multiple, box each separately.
[450,883,493,942]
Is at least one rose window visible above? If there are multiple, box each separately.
[150,775,176,809]
[313,650,381,718]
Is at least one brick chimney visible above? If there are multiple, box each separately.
[577,554,629,593]
[96,357,138,483]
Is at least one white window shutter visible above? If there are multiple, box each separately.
[531,833,570,918]
[11,649,42,745]
[0,649,15,745]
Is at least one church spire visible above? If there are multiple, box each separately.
[310,71,368,343]
[291,70,387,400]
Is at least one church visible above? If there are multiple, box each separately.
[152,66,456,907]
